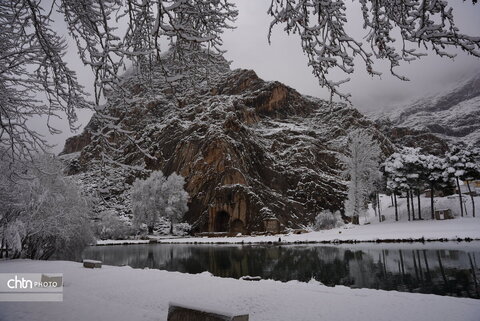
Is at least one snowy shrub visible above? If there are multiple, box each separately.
[314,210,344,231]
[3,220,26,256]
[173,223,192,236]
[93,211,136,240]
[0,155,93,260]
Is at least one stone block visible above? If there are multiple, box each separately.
[168,303,248,321]
[41,274,63,287]
[83,259,102,269]
[263,218,281,234]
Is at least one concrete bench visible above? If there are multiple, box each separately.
[83,259,102,269]
[168,303,248,321]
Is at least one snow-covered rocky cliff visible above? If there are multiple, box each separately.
[61,58,392,233]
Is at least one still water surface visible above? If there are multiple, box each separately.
[82,243,480,299]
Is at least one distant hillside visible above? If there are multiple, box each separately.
[376,72,480,150]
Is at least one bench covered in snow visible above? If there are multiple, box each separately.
[168,302,249,321]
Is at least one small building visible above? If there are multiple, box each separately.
[424,189,445,198]
[434,209,453,220]
[263,218,281,234]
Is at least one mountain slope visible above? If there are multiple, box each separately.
[61,61,391,233]
[378,72,480,149]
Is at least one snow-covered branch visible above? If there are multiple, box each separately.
[268,0,480,102]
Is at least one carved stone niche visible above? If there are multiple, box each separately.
[208,191,249,235]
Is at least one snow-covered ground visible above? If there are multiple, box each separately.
[151,217,480,244]
[0,259,479,321]
[101,194,477,245]
[96,239,151,246]
[94,194,480,245]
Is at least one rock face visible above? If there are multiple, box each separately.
[375,120,450,156]
[376,72,480,153]
[62,64,390,233]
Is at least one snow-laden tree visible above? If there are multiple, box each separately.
[383,149,409,221]
[384,147,438,221]
[131,171,165,234]
[341,129,381,224]
[444,146,467,217]
[268,0,480,101]
[422,153,448,219]
[162,173,189,233]
[457,148,480,218]
[394,148,427,220]
[314,210,343,230]
[131,171,188,234]
[0,155,93,259]
[444,146,480,217]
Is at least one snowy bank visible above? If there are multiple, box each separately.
[154,217,480,244]
[95,195,480,246]
[0,260,479,321]
[95,239,151,246]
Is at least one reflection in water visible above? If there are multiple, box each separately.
[81,244,480,299]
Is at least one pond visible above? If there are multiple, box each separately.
[81,242,480,299]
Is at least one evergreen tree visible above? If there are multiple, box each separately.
[444,147,480,217]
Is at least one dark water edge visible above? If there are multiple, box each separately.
[76,243,480,299]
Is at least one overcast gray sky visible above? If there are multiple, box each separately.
[36,0,480,153]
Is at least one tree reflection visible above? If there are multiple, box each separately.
[80,244,480,299]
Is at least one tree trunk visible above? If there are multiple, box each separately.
[399,250,405,280]
[466,180,475,218]
[456,177,464,217]
[430,183,435,220]
[437,251,448,288]
[417,190,422,220]
[391,194,394,207]
[412,250,419,282]
[423,250,431,282]
[410,191,416,220]
[394,193,399,221]
[148,225,154,234]
[377,193,382,223]
[416,251,424,284]
[170,222,174,234]
[406,190,411,221]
